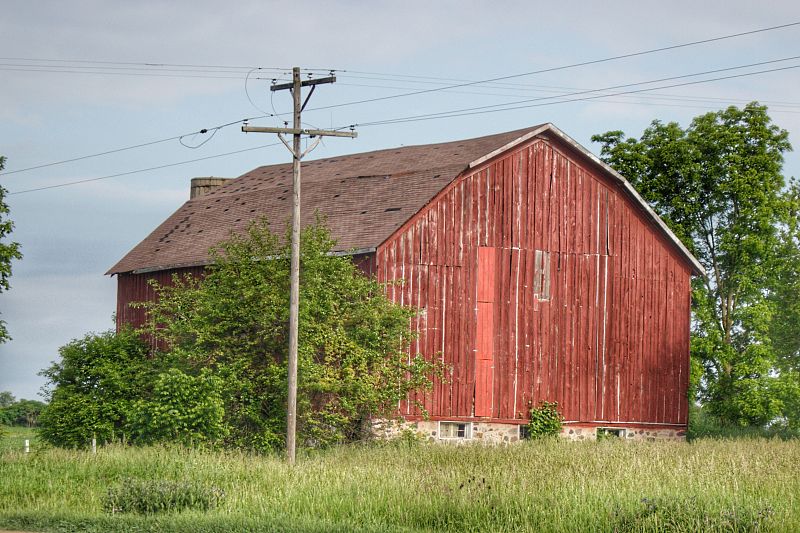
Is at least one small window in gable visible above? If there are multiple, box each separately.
[533,250,551,301]
[439,421,472,439]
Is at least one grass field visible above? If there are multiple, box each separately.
[0,426,37,453]
[1,432,798,532]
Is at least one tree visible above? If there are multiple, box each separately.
[0,398,46,427]
[0,156,23,343]
[139,218,437,451]
[38,329,162,447]
[592,102,797,427]
[0,391,14,409]
[0,392,46,427]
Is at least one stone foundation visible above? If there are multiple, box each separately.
[373,419,686,443]
[561,425,686,441]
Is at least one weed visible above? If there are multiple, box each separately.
[526,401,563,439]
[104,478,224,514]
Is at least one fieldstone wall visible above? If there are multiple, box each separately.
[562,425,686,441]
[373,419,686,443]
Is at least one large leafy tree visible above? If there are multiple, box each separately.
[38,329,161,447]
[38,329,226,448]
[592,103,798,427]
[139,218,437,451]
[0,156,22,343]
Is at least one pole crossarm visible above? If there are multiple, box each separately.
[242,125,357,138]
[271,75,336,91]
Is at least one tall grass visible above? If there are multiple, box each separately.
[1,436,798,532]
[0,425,37,453]
[687,408,799,441]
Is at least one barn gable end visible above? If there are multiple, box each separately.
[377,132,694,434]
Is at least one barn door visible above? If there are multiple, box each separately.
[475,246,497,417]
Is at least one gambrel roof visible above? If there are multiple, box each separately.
[108,124,703,276]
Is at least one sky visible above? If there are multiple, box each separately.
[1,1,799,400]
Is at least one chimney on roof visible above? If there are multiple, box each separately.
[190,177,230,199]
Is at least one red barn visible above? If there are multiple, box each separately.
[109,124,703,442]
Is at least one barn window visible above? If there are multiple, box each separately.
[533,250,551,300]
[439,421,472,439]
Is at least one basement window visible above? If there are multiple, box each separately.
[439,421,472,440]
[596,427,626,439]
[519,425,530,440]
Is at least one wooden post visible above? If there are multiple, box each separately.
[92,434,97,454]
[24,439,29,453]
[241,67,356,465]
[286,67,302,465]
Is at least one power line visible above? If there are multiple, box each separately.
[0,57,335,74]
[350,62,800,128]
[329,80,800,111]
[1,115,272,176]
[0,66,255,80]
[14,54,797,190]
[8,142,282,195]
[12,59,797,196]
[305,21,800,113]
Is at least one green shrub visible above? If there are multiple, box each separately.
[527,401,563,439]
[128,368,227,447]
[688,405,800,441]
[38,329,155,448]
[104,478,224,514]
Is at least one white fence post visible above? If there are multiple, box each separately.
[24,439,29,453]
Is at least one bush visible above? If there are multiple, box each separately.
[104,478,225,514]
[687,406,800,441]
[526,401,563,439]
[38,329,156,448]
[129,368,227,446]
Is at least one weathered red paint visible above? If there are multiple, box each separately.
[475,246,497,416]
[115,266,206,332]
[378,136,692,428]
[115,253,378,333]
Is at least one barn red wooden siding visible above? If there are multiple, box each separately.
[115,266,206,332]
[377,138,691,426]
[115,253,377,332]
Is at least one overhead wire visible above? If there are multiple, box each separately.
[6,21,800,193]
[8,142,282,195]
[245,67,275,115]
[347,62,800,128]
[1,115,273,176]
[0,57,336,74]
[324,80,800,111]
[304,20,800,113]
[14,58,800,195]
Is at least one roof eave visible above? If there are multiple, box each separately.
[108,247,379,276]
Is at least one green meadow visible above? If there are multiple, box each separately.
[1,430,798,532]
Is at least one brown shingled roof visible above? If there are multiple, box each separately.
[108,126,542,274]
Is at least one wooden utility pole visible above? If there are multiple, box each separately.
[242,67,356,465]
